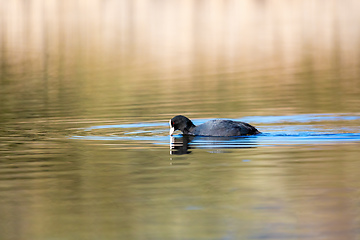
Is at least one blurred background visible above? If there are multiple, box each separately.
[1,0,359,120]
[1,1,360,240]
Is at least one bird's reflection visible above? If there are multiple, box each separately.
[170,135,194,155]
[170,135,259,155]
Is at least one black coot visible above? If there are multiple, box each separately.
[169,115,260,137]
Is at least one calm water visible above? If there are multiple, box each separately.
[1,113,360,240]
[1,1,360,240]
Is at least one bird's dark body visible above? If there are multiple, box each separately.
[169,115,260,137]
[193,119,259,136]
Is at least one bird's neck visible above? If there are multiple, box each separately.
[183,124,196,135]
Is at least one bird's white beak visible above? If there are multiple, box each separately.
[169,127,175,136]
[169,119,175,136]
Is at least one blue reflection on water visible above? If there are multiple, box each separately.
[239,113,360,124]
[71,113,360,148]
[84,122,168,131]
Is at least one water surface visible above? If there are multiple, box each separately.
[1,1,360,240]
[1,113,359,240]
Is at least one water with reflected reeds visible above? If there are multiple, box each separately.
[1,1,360,240]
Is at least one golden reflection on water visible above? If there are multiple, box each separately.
[1,0,360,120]
[1,141,359,239]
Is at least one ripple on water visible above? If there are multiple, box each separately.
[70,113,360,149]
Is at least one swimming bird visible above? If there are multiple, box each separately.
[169,115,260,137]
